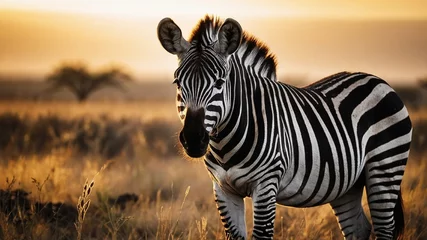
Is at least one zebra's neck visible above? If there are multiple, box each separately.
[232,39,277,81]
[207,53,287,169]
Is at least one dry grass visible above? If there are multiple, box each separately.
[75,161,111,240]
[0,100,425,240]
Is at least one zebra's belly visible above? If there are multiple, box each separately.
[275,164,366,207]
[275,171,344,207]
[275,191,334,207]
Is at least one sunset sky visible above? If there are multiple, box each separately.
[2,0,427,19]
[1,1,427,84]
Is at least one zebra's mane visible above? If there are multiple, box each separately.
[189,15,278,80]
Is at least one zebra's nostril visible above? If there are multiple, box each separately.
[201,130,209,144]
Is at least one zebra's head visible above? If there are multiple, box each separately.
[157,16,242,158]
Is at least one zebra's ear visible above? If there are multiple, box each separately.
[216,18,243,56]
[157,18,190,55]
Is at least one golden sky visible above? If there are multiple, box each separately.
[2,0,427,19]
[1,1,427,84]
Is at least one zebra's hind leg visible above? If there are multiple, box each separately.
[365,157,407,240]
[330,179,371,240]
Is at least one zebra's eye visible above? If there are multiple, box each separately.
[214,79,225,89]
[173,78,181,89]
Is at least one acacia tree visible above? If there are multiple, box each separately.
[45,63,132,102]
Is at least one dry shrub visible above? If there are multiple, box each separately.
[0,113,180,161]
[411,120,427,153]
[142,119,180,157]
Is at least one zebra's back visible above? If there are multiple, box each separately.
[304,71,353,90]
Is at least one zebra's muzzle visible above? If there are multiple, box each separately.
[179,108,209,158]
[179,130,209,158]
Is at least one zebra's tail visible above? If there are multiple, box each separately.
[393,190,405,240]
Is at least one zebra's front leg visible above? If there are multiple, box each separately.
[213,182,247,239]
[251,182,278,240]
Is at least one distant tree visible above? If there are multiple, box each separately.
[45,63,132,102]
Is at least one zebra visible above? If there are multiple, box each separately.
[157,15,412,240]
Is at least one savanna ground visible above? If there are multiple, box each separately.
[0,99,426,240]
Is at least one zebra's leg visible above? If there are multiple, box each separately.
[330,178,371,240]
[365,158,407,240]
[251,182,278,240]
[213,182,247,239]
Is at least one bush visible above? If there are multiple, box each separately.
[411,120,427,153]
[0,113,180,161]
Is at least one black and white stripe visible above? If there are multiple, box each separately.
[158,15,412,240]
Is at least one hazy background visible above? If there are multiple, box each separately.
[1,0,427,87]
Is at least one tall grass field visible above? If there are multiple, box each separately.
[0,100,426,240]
